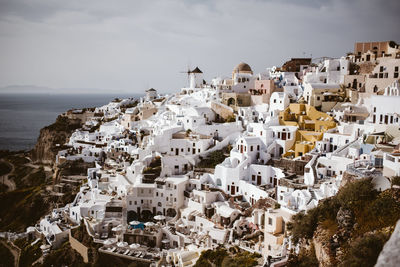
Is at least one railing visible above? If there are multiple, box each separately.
[346,160,381,177]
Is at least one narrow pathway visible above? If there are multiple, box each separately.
[0,240,20,267]
[0,160,16,191]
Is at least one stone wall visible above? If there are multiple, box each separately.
[69,230,89,263]
[211,101,234,120]
[271,157,310,175]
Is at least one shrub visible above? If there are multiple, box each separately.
[337,178,377,210]
[197,150,228,169]
[391,176,400,187]
[194,248,228,267]
[287,245,319,267]
[287,195,340,244]
[0,161,12,176]
[0,242,14,267]
[340,232,389,267]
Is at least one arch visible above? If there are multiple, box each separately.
[127,210,138,223]
[141,210,153,222]
[166,208,177,218]
[227,98,236,106]
[216,178,222,186]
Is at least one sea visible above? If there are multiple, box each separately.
[0,93,142,151]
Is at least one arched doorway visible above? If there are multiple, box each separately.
[127,210,138,223]
[141,210,153,222]
[166,208,177,218]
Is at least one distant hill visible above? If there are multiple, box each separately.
[0,85,130,95]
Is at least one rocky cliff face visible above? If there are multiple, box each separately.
[31,115,82,164]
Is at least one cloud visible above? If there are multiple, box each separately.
[0,0,399,94]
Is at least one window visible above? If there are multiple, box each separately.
[252,175,255,181]
[250,146,253,152]
[268,218,272,225]
[129,201,132,205]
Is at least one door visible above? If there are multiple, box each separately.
[175,148,179,155]
[257,176,261,185]
[231,186,235,195]
[240,145,243,153]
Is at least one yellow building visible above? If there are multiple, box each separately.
[279,104,336,157]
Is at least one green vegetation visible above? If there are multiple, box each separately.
[59,159,95,176]
[197,145,231,169]
[39,242,89,267]
[45,115,81,132]
[194,247,261,267]
[0,242,14,267]
[14,237,42,266]
[120,100,139,112]
[0,161,11,176]
[0,186,48,231]
[143,156,162,177]
[391,176,400,186]
[71,221,95,247]
[225,115,236,122]
[287,245,319,267]
[4,153,47,189]
[340,232,389,267]
[287,178,400,267]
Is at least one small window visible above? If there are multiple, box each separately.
[268,218,273,225]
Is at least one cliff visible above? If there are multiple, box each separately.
[31,115,82,164]
[287,178,400,267]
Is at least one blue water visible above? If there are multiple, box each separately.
[0,93,141,151]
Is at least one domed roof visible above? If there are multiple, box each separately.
[233,62,252,73]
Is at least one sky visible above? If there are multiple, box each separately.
[0,0,399,94]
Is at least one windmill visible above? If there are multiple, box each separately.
[179,65,192,86]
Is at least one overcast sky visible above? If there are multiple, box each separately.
[0,0,399,94]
